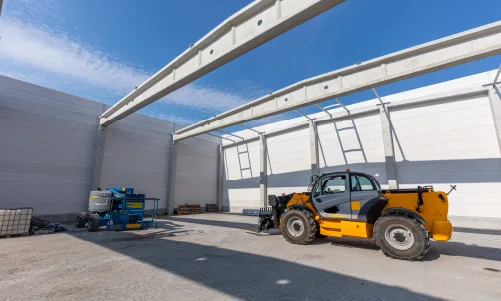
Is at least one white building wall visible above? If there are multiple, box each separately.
[391,94,501,218]
[223,70,501,218]
[267,128,311,196]
[100,114,174,210]
[223,141,261,212]
[175,135,220,208]
[318,113,387,185]
[0,75,220,218]
[0,76,102,215]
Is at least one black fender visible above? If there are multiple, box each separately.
[289,204,315,217]
[357,197,388,224]
[382,207,426,225]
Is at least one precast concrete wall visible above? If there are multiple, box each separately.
[222,70,501,218]
[0,75,219,219]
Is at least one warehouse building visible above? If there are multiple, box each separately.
[1,68,500,220]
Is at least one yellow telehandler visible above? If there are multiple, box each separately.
[257,169,453,260]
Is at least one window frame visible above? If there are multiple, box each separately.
[349,173,376,192]
[316,174,347,196]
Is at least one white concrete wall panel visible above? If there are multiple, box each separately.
[223,141,260,211]
[391,94,501,218]
[317,113,388,186]
[0,75,220,215]
[0,76,102,214]
[223,70,501,218]
[100,113,173,210]
[174,136,219,207]
[267,128,311,195]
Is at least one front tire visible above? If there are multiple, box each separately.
[374,215,429,261]
[87,213,100,232]
[281,209,316,245]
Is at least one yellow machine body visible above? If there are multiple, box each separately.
[283,190,452,241]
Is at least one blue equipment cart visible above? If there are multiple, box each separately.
[76,188,159,232]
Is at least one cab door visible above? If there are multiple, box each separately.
[311,173,352,219]
[349,173,380,219]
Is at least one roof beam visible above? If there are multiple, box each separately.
[372,88,386,106]
[295,109,313,121]
[173,20,501,141]
[222,86,487,149]
[216,129,244,140]
[494,63,501,85]
[335,98,349,114]
[206,132,234,142]
[316,104,332,117]
[100,0,345,126]
[239,124,263,134]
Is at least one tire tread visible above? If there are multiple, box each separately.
[374,214,429,261]
[281,209,317,245]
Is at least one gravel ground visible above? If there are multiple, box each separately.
[0,213,500,301]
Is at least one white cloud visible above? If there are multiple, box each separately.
[0,17,149,97]
[141,111,195,126]
[0,0,267,114]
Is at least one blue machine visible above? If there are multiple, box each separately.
[78,187,159,232]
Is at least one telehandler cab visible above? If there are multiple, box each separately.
[257,170,453,260]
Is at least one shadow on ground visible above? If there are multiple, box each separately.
[453,227,501,236]
[67,221,445,301]
[162,216,501,263]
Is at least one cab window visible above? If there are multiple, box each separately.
[319,175,346,195]
[350,174,375,191]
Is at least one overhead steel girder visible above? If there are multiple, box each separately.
[100,0,346,126]
[173,20,501,141]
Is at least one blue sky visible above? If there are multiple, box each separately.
[1,0,501,126]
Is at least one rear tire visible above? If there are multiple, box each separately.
[87,213,100,232]
[76,212,88,228]
[281,209,316,245]
[374,215,429,261]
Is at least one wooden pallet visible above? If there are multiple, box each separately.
[178,204,202,215]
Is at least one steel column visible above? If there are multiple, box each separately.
[309,120,320,176]
[379,105,399,189]
[259,134,267,208]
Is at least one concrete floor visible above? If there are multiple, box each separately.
[1,213,500,301]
